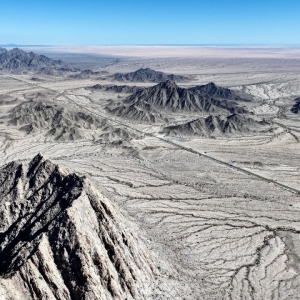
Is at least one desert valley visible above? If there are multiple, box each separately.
[0,46,300,299]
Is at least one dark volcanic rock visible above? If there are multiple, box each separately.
[189,82,252,101]
[30,77,44,82]
[113,68,189,83]
[107,80,248,123]
[0,48,76,74]
[162,113,269,137]
[291,97,300,114]
[90,84,143,94]
[189,82,233,99]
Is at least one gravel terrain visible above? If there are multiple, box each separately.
[1,47,300,299]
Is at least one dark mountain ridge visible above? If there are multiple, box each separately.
[162,113,269,137]
[291,97,300,114]
[113,67,190,83]
[90,84,143,94]
[189,82,252,101]
[0,48,7,55]
[0,48,76,74]
[107,80,248,123]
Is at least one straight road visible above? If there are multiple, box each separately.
[5,75,300,196]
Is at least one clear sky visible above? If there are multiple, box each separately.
[0,0,299,45]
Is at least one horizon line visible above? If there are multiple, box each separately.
[1,43,300,48]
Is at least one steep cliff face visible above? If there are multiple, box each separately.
[0,154,155,300]
[0,48,76,74]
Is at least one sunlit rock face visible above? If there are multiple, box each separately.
[0,154,155,300]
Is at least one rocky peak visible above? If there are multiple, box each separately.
[189,81,233,99]
[0,47,7,54]
[113,67,189,83]
[291,97,300,114]
[0,154,156,299]
[157,79,178,89]
[206,82,217,88]
[0,48,74,74]
[10,47,26,55]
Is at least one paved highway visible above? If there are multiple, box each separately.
[5,75,300,196]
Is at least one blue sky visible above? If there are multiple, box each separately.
[0,0,299,45]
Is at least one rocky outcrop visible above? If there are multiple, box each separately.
[107,80,248,123]
[291,97,300,114]
[0,48,7,55]
[113,68,189,83]
[90,84,142,94]
[6,100,141,144]
[189,82,233,99]
[0,154,155,299]
[189,82,253,101]
[108,101,167,123]
[0,48,76,74]
[8,101,106,141]
[69,69,108,79]
[162,113,269,136]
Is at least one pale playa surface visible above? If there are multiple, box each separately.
[29,45,300,59]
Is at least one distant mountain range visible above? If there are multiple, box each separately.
[107,80,249,123]
[0,44,47,47]
[0,48,77,74]
[90,84,143,94]
[68,69,108,79]
[112,67,190,83]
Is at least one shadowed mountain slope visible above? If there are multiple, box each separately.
[0,154,157,299]
[107,80,248,123]
[0,48,7,55]
[8,101,105,141]
[90,84,143,94]
[113,68,189,83]
[291,97,300,114]
[162,113,269,137]
[6,101,139,143]
[0,48,76,74]
[189,82,252,101]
